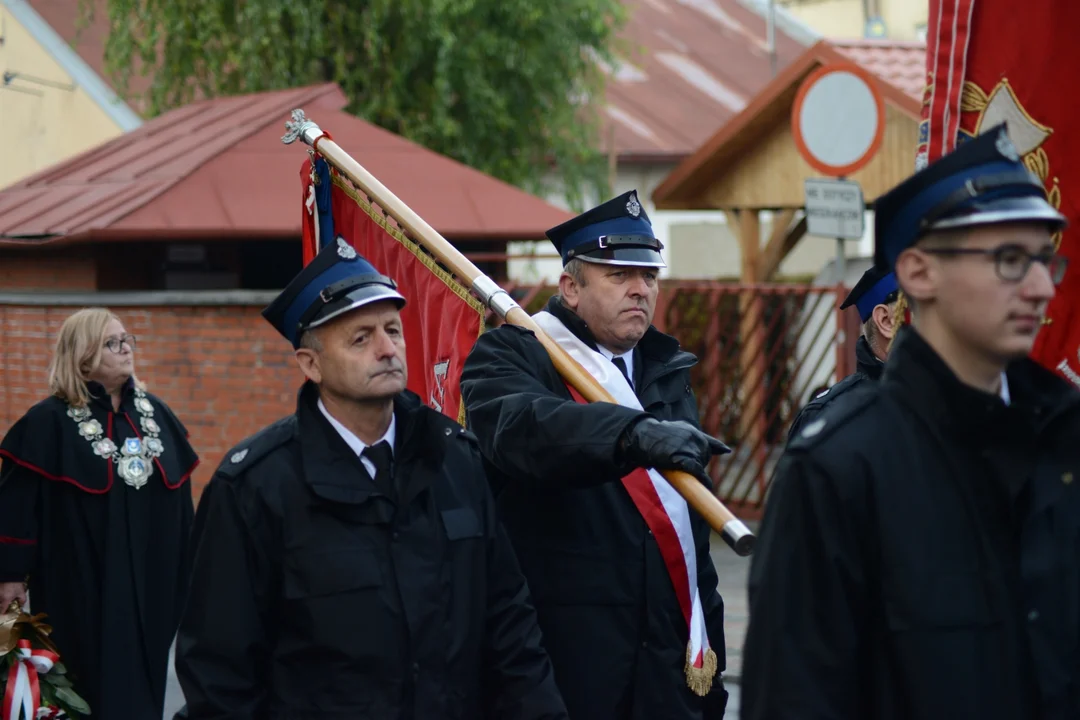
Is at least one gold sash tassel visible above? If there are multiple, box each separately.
[684,645,718,697]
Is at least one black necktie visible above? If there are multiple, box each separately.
[362,441,395,498]
[612,356,634,390]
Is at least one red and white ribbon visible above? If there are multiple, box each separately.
[3,640,59,720]
[532,310,715,687]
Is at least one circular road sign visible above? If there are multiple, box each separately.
[792,62,886,177]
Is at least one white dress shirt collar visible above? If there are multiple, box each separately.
[317,399,395,480]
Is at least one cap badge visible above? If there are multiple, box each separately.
[626,193,641,218]
[336,236,357,259]
[995,130,1020,162]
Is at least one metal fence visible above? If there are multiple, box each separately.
[489,281,857,519]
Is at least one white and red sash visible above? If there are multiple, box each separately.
[532,310,718,696]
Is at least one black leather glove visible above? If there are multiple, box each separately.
[619,417,731,476]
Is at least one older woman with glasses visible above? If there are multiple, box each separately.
[0,307,199,720]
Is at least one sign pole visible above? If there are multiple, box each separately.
[836,174,847,281]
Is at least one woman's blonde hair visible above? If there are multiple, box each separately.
[48,308,143,408]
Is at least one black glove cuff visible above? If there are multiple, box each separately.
[615,414,654,470]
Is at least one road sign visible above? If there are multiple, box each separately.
[804,178,865,239]
[792,62,886,177]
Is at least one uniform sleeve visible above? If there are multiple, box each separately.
[460,327,647,489]
[482,496,569,720]
[174,475,276,720]
[0,460,38,583]
[740,451,871,720]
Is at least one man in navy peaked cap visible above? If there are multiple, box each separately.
[743,124,1080,720]
[461,191,733,718]
[175,237,568,719]
[787,264,900,442]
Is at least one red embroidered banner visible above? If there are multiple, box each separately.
[299,158,485,423]
[920,0,1080,386]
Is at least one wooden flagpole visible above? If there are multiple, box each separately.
[282,110,754,556]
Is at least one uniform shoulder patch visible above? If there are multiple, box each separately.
[215,415,297,479]
[807,373,866,409]
[787,386,876,453]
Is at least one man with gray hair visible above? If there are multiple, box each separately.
[787,265,899,441]
[175,237,567,719]
[462,191,732,719]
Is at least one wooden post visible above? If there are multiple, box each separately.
[735,211,768,494]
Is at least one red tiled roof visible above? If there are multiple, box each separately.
[31,0,809,164]
[831,38,927,102]
[599,0,807,161]
[0,83,573,245]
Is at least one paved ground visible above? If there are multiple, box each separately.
[162,528,755,719]
[710,526,755,718]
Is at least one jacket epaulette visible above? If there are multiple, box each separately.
[215,415,297,479]
[787,386,876,452]
[803,371,865,411]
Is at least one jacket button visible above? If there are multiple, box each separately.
[1028,609,1040,622]
[392,531,400,540]
[641,641,648,649]
[412,662,420,676]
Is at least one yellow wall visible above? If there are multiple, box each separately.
[783,0,865,39]
[0,6,125,189]
[780,0,928,40]
[882,0,928,41]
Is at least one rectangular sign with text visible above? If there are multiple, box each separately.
[804,178,865,239]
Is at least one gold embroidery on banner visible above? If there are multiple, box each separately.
[921,71,934,108]
[961,80,1064,329]
[964,79,1062,251]
[960,81,990,113]
[963,79,1064,330]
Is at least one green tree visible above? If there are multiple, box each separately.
[82,0,626,204]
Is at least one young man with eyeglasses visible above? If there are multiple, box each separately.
[742,125,1080,720]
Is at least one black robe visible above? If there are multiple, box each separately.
[0,379,198,720]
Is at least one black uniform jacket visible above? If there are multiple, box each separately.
[743,327,1080,720]
[460,296,728,720]
[787,335,884,442]
[0,380,197,720]
[174,382,567,720]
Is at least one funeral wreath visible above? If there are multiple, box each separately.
[0,600,91,719]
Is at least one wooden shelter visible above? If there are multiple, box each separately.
[651,38,925,454]
[652,38,924,279]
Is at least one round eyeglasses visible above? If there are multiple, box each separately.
[922,244,1069,285]
[104,334,137,353]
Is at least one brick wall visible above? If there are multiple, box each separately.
[0,301,301,500]
[0,250,98,290]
